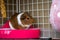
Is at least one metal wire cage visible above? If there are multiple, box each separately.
[0,0,60,39]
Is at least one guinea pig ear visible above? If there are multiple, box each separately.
[24,12,32,17]
[24,12,29,14]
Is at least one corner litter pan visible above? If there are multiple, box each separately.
[0,28,40,38]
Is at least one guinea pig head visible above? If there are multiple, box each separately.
[20,12,34,27]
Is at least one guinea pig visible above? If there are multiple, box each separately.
[9,12,34,29]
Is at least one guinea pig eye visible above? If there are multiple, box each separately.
[27,18,29,20]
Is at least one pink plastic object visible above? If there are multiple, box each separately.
[50,0,60,32]
[0,28,40,38]
[0,21,40,38]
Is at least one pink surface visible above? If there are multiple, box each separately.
[0,20,41,38]
[2,21,10,28]
[50,0,60,32]
[0,28,40,38]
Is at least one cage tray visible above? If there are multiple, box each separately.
[0,28,40,38]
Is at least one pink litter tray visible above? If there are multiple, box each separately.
[0,21,41,38]
[0,28,40,38]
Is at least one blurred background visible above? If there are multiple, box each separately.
[0,0,60,39]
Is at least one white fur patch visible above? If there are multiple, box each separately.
[17,13,24,27]
[9,21,15,30]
